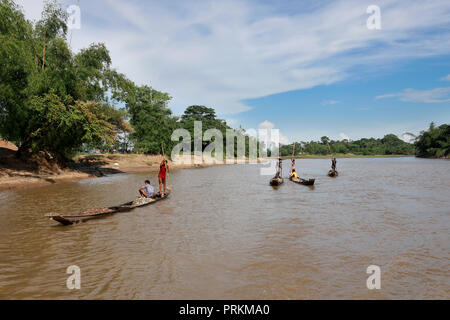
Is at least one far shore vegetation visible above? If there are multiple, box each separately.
[278,123,448,159]
[280,154,413,159]
[278,134,415,158]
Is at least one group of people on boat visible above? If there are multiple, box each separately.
[141,156,336,197]
[138,160,170,198]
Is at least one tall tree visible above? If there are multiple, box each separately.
[0,0,35,143]
[180,105,229,151]
[35,0,68,72]
[415,122,449,158]
[126,85,177,154]
[0,0,133,159]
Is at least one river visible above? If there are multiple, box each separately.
[0,157,449,299]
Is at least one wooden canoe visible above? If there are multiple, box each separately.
[290,177,316,186]
[270,177,284,186]
[328,170,339,177]
[46,191,171,226]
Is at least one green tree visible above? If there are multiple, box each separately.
[0,0,132,159]
[180,105,229,151]
[415,122,449,158]
[0,0,35,144]
[23,93,115,159]
[35,0,68,72]
[179,105,260,158]
[320,136,330,145]
[126,85,177,154]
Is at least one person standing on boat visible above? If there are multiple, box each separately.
[139,180,155,198]
[331,158,337,171]
[158,160,169,196]
[275,158,282,178]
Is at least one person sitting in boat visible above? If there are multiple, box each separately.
[290,168,299,180]
[139,180,155,198]
[158,160,169,196]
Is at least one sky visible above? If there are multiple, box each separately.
[15,0,450,143]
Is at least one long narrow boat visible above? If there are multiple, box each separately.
[46,191,171,226]
[270,177,284,186]
[290,177,315,186]
[328,170,339,177]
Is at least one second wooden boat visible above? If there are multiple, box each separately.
[46,191,171,226]
[270,177,284,186]
[328,170,339,177]
[290,177,315,186]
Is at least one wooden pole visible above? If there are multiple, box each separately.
[326,141,332,159]
[327,141,335,172]
[42,32,46,72]
[291,141,296,174]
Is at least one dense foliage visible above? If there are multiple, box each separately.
[126,85,177,155]
[0,0,132,159]
[415,123,449,158]
[179,105,260,158]
[279,134,415,157]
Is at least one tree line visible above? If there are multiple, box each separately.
[0,0,259,162]
[278,125,449,158]
[278,134,415,157]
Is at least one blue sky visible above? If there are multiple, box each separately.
[16,0,450,142]
[241,56,450,141]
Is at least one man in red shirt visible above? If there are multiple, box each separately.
[158,160,169,196]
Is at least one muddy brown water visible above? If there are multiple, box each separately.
[0,157,449,299]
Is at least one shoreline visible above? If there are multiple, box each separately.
[0,153,439,192]
[0,154,261,192]
[279,154,415,159]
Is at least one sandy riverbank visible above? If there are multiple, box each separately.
[0,150,262,192]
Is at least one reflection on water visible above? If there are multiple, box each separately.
[0,158,449,299]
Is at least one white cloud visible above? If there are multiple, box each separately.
[258,121,289,145]
[258,120,275,130]
[376,87,450,103]
[321,100,340,106]
[441,74,450,81]
[339,133,350,141]
[401,132,416,143]
[16,0,450,115]
[14,0,44,21]
[224,118,239,127]
[279,135,290,145]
